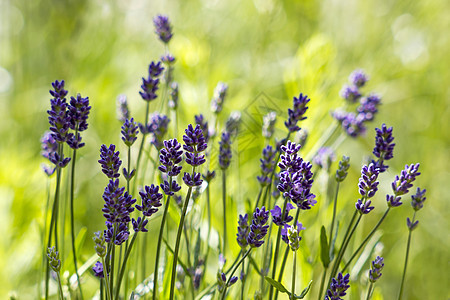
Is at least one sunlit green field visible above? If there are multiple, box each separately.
[0,0,448,299]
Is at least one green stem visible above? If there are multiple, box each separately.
[102,256,112,300]
[240,257,246,300]
[366,282,374,300]
[203,184,212,269]
[153,192,172,300]
[222,169,227,254]
[317,267,328,300]
[169,168,195,300]
[329,183,340,248]
[221,249,252,300]
[56,271,64,300]
[343,208,390,272]
[133,101,150,195]
[70,145,84,299]
[291,251,297,300]
[398,212,415,300]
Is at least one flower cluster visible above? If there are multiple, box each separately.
[211,82,228,114]
[285,93,310,132]
[372,124,395,172]
[47,246,61,273]
[67,94,91,149]
[236,214,249,248]
[247,207,270,248]
[168,82,179,109]
[149,114,170,150]
[270,203,294,226]
[98,144,122,179]
[219,131,232,170]
[217,272,238,292]
[335,155,350,182]
[139,61,164,102]
[159,139,183,195]
[313,147,336,171]
[47,80,70,143]
[325,272,350,300]
[369,256,384,283]
[355,163,380,214]
[153,15,173,44]
[386,163,420,207]
[183,124,207,186]
[333,70,381,138]
[40,131,57,176]
[262,111,277,139]
[281,221,305,251]
[195,114,210,143]
[257,145,276,186]
[225,111,241,139]
[121,118,139,147]
[277,141,316,209]
[411,187,426,211]
[101,179,136,224]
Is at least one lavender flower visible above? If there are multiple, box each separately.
[325,272,350,300]
[202,170,216,183]
[153,15,173,44]
[357,94,381,122]
[372,124,395,172]
[116,94,129,122]
[225,111,241,138]
[355,199,375,215]
[41,131,57,175]
[183,124,207,168]
[105,221,129,245]
[217,272,238,292]
[136,184,163,217]
[411,187,426,211]
[161,53,175,65]
[132,216,149,232]
[285,222,305,251]
[247,207,270,248]
[98,144,122,179]
[257,145,276,186]
[67,93,91,132]
[333,111,366,138]
[159,139,183,177]
[358,163,380,199]
[47,246,61,272]
[93,231,106,258]
[236,214,249,248]
[195,114,210,143]
[48,152,71,168]
[270,203,294,226]
[349,69,369,87]
[102,179,136,223]
[340,84,361,103]
[48,81,70,143]
[92,261,104,278]
[168,82,179,110]
[149,114,170,150]
[285,93,310,132]
[387,163,421,207]
[139,61,164,102]
[406,217,419,231]
[335,155,350,182]
[369,256,384,283]
[121,118,139,147]
[313,147,336,171]
[219,131,232,170]
[211,82,228,114]
[262,111,277,139]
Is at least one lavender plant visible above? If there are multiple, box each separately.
[38,16,429,300]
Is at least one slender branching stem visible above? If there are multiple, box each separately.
[56,271,64,300]
[329,182,340,248]
[102,256,112,300]
[222,170,227,254]
[169,166,196,300]
[203,184,212,268]
[398,211,416,300]
[343,208,391,272]
[291,250,297,300]
[220,249,252,300]
[366,282,374,300]
[133,101,150,195]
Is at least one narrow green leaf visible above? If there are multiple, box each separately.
[162,238,192,278]
[297,280,313,299]
[320,226,330,267]
[248,254,263,276]
[264,276,289,294]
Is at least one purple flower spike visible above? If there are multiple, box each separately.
[219,131,232,170]
[183,124,207,169]
[211,82,228,114]
[257,145,276,186]
[236,214,249,248]
[325,272,350,300]
[49,152,71,168]
[50,80,68,100]
[132,216,149,232]
[358,94,381,122]
[225,111,241,138]
[340,84,361,103]
[102,179,136,223]
[281,222,305,249]
[358,163,380,199]
[349,69,369,87]
[121,118,139,147]
[313,147,336,171]
[336,156,350,182]
[369,256,384,283]
[355,199,375,214]
[98,144,122,179]
[105,221,129,245]
[406,217,419,231]
[159,139,183,177]
[153,15,173,44]
[139,61,164,102]
[41,131,58,160]
[183,172,203,187]
[411,187,426,211]
[136,184,163,217]
[270,203,294,226]
[93,261,104,278]
[67,93,91,132]
[149,114,170,150]
[285,93,310,132]
[47,87,70,143]
[168,82,179,109]
[160,180,181,196]
[390,163,421,198]
[247,207,270,248]
[372,124,395,172]
[195,114,210,143]
[333,111,367,138]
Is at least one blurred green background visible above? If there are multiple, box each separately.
[0,0,448,299]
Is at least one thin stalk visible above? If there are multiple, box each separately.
[343,208,391,272]
[240,256,245,300]
[329,183,340,248]
[69,144,84,299]
[133,101,150,195]
[110,224,118,298]
[183,224,196,300]
[398,212,415,300]
[222,170,227,254]
[40,180,51,299]
[317,268,328,300]
[220,249,252,300]
[56,271,64,300]
[366,282,374,300]
[291,251,297,300]
[253,187,264,214]
[102,256,112,300]
[203,184,212,268]
[169,170,195,300]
